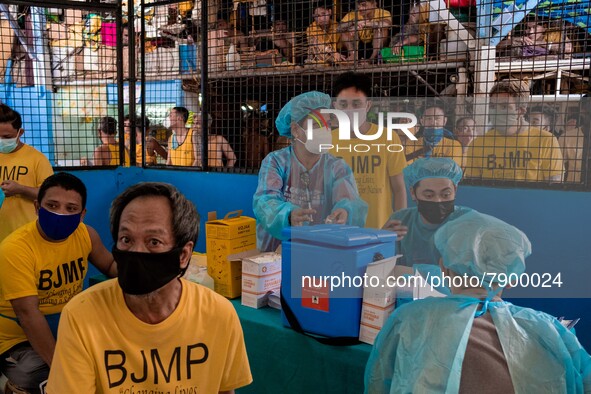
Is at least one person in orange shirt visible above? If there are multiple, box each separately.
[465,78,564,182]
[167,107,236,168]
[123,115,167,166]
[0,173,116,393]
[405,100,463,166]
[306,3,345,64]
[92,116,130,166]
[166,107,197,167]
[558,116,585,183]
[339,0,391,61]
[0,104,53,242]
[46,182,252,393]
[454,116,476,167]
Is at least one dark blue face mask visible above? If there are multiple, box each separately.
[38,207,82,241]
[423,127,445,145]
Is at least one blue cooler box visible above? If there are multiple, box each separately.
[281,225,396,338]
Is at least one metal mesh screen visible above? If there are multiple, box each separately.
[0,0,589,186]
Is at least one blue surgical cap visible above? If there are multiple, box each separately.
[275,91,332,137]
[404,158,463,188]
[434,211,531,285]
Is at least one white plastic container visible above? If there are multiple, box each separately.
[226,43,241,71]
[439,30,468,61]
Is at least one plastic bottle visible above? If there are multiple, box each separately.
[226,43,241,71]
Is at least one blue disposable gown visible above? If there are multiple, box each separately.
[365,295,591,394]
[253,146,368,252]
[390,206,472,267]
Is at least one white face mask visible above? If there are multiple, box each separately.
[489,107,520,133]
[0,130,21,154]
[296,127,333,155]
[162,117,171,129]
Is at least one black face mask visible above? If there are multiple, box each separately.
[416,199,455,224]
[113,247,184,295]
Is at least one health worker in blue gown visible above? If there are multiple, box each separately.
[366,211,591,393]
[383,157,472,267]
[253,91,368,252]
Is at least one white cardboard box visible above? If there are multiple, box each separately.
[240,252,281,309]
[412,266,448,300]
[359,262,449,344]
[359,256,409,345]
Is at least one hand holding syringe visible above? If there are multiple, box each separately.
[299,171,314,224]
[290,208,316,226]
[325,208,348,224]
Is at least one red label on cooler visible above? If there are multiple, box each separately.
[301,283,329,312]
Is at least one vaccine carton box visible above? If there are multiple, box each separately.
[240,252,282,309]
[206,210,256,298]
[359,256,411,345]
[412,266,448,300]
[282,225,396,338]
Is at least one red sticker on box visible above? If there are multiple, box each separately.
[301,283,329,312]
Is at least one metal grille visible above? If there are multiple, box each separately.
[0,0,589,187]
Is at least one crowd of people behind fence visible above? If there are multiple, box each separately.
[175,0,584,66]
[76,76,588,185]
[1,77,591,393]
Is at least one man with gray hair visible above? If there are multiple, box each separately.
[465,78,564,182]
[47,182,252,393]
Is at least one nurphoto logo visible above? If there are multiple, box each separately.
[304,107,418,153]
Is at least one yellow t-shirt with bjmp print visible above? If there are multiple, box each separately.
[0,220,91,354]
[46,279,252,394]
[0,144,53,242]
[332,123,407,228]
[465,127,564,182]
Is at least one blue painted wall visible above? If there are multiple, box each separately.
[68,167,591,351]
[106,80,184,105]
[70,167,258,254]
[0,85,54,162]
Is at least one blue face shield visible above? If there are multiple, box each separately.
[38,207,82,241]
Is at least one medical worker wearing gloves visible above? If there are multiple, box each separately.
[253,91,368,252]
[383,157,472,267]
[365,211,591,393]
